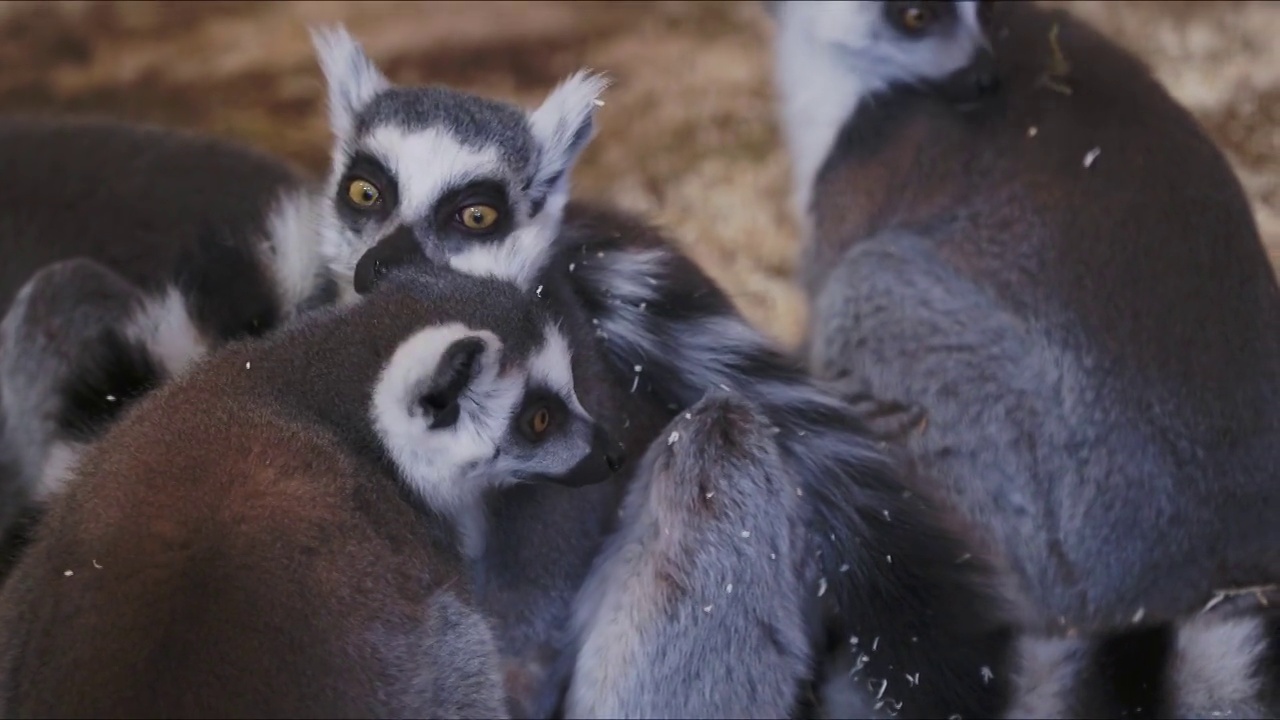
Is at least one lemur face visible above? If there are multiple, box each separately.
[777,1,997,103]
[370,319,623,519]
[310,26,608,298]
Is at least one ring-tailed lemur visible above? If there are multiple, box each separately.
[0,117,337,562]
[310,27,1019,718]
[0,266,615,718]
[772,0,1280,626]
[770,0,1280,714]
[307,25,606,297]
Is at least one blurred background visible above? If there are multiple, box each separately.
[1,1,1276,346]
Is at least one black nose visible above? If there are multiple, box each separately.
[972,68,1000,96]
[353,225,426,295]
[968,47,1000,97]
[606,448,627,473]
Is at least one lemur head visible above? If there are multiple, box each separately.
[773,1,998,104]
[370,314,624,522]
[309,25,608,298]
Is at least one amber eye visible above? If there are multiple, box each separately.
[347,179,381,208]
[900,5,933,31]
[529,407,551,436]
[458,204,499,231]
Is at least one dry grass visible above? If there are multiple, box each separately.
[1,1,1276,348]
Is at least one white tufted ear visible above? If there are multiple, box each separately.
[310,24,391,139]
[526,70,611,218]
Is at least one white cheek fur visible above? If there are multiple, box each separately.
[370,323,524,558]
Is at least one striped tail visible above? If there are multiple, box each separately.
[1007,603,1280,718]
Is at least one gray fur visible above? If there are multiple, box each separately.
[1,259,140,501]
[386,590,511,719]
[781,0,1280,631]
[564,391,810,719]
[776,0,1280,714]
[356,87,538,176]
[1165,611,1273,719]
[808,230,1110,621]
[533,205,1022,718]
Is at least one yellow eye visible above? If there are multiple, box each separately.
[529,407,551,435]
[347,179,380,208]
[900,6,933,31]
[459,204,499,231]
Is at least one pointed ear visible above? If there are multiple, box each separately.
[309,24,390,139]
[526,70,611,217]
[418,336,489,430]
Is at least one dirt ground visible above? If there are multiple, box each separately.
[1,1,1276,347]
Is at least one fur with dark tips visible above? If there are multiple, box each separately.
[564,391,811,719]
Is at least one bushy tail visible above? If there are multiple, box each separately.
[1004,603,1280,718]
[555,203,1017,717]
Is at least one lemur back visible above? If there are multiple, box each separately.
[775,0,1280,630]
[0,268,613,718]
[0,117,328,319]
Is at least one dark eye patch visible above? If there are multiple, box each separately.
[336,151,399,224]
[432,179,513,241]
[883,0,960,37]
[513,386,568,443]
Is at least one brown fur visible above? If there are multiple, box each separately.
[0,279,516,719]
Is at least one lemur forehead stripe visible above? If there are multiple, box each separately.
[528,324,582,407]
[355,86,538,175]
[360,124,510,219]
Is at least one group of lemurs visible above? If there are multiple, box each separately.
[0,1,1276,717]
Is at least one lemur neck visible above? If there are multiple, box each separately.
[451,500,490,561]
[774,32,878,223]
